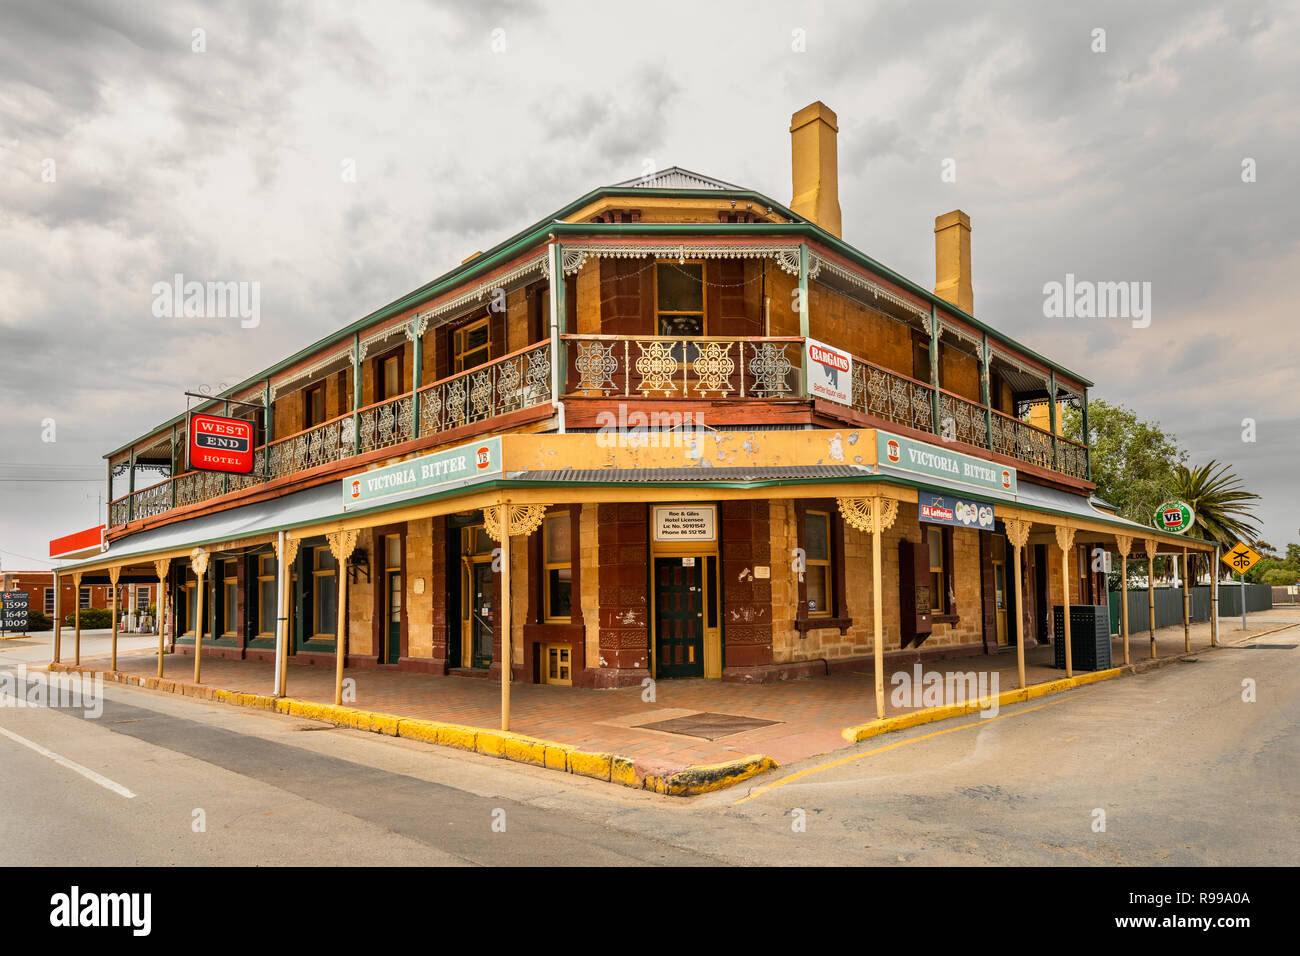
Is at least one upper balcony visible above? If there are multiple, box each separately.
[105,233,1092,533]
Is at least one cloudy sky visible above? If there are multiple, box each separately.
[1,0,1297,570]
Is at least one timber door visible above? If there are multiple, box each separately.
[653,556,705,678]
[459,524,495,670]
[465,560,494,669]
[993,558,1008,645]
[385,570,401,664]
[382,533,402,664]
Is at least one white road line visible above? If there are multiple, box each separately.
[0,725,136,799]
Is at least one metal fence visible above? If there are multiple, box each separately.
[1107,583,1273,633]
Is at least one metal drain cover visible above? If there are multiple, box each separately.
[634,711,779,740]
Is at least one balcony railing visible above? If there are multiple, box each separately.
[564,334,803,399]
[419,340,553,436]
[850,361,933,433]
[106,334,1090,528]
[267,413,353,481]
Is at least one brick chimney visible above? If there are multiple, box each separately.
[790,102,842,238]
[933,210,972,314]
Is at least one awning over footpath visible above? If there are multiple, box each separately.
[59,433,1212,574]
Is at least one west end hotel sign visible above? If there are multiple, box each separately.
[344,437,503,510]
[877,431,1017,496]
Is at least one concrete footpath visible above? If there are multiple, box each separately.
[39,610,1299,795]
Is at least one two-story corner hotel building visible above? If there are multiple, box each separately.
[51,102,1215,720]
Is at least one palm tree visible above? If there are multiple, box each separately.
[1170,460,1262,582]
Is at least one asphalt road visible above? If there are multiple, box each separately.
[2,625,1296,866]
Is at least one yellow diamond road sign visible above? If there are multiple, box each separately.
[1223,542,1262,574]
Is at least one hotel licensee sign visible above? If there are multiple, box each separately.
[877,430,1017,495]
[343,436,503,510]
[652,505,718,542]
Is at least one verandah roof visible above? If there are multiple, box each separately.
[57,462,1212,577]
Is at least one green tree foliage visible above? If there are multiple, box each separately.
[1064,399,1186,524]
[1261,567,1299,587]
[1171,460,1262,551]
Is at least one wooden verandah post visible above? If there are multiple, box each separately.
[191,549,209,683]
[483,500,547,732]
[1055,526,1076,678]
[1144,537,1159,659]
[154,558,171,678]
[109,566,121,671]
[274,534,300,698]
[326,530,358,706]
[1114,534,1133,666]
[1004,518,1032,689]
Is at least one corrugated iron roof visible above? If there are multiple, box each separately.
[610,166,744,191]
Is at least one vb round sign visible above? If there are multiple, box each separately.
[1155,500,1195,534]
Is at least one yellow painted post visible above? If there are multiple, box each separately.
[1115,534,1132,666]
[334,565,347,706]
[276,537,299,698]
[73,571,82,666]
[500,500,513,731]
[1145,538,1158,659]
[871,496,885,719]
[1182,548,1191,652]
[190,549,209,684]
[1210,545,1220,647]
[326,530,357,706]
[155,558,170,679]
[193,568,205,683]
[1056,527,1075,678]
[109,567,120,671]
[1005,518,1031,689]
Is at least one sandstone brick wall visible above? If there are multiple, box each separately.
[506,287,528,353]
[769,499,799,658]
[510,525,529,664]
[575,259,599,335]
[406,518,434,659]
[580,504,600,666]
[809,283,913,378]
[770,500,986,663]
[941,345,981,403]
[766,267,799,336]
[341,528,371,656]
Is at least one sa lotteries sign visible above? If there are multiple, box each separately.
[188,413,255,475]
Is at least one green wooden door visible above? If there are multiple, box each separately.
[386,570,401,664]
[654,557,704,678]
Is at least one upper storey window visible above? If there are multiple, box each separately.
[453,318,490,373]
[656,261,704,337]
[303,383,326,429]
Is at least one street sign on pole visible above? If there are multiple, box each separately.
[1222,542,1261,633]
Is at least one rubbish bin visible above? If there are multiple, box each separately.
[1053,604,1112,671]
